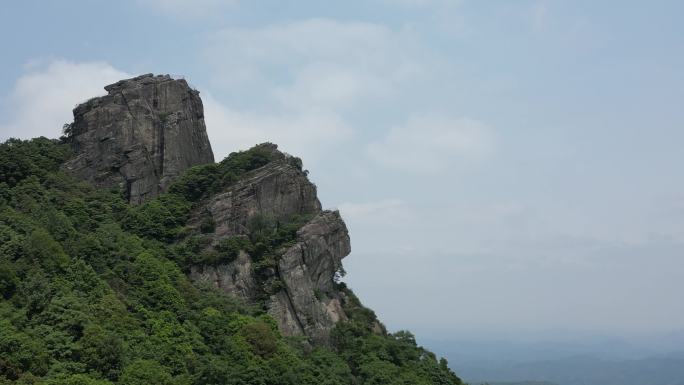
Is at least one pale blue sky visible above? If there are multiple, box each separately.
[1,0,683,343]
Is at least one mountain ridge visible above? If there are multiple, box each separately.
[63,74,214,205]
[0,74,462,384]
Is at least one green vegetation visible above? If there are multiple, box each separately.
[168,144,284,204]
[0,137,462,384]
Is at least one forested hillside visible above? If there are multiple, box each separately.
[0,137,462,385]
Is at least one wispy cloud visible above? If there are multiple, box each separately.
[204,18,424,107]
[531,0,550,32]
[202,93,353,163]
[135,0,237,19]
[201,18,492,171]
[337,199,407,220]
[366,115,494,172]
[200,18,431,161]
[0,60,129,141]
[378,0,461,8]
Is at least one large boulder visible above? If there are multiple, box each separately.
[63,74,214,204]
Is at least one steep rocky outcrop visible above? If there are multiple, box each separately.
[193,144,321,239]
[189,250,259,300]
[189,145,351,344]
[63,74,214,204]
[63,74,352,344]
[0,73,464,384]
[190,210,350,344]
[267,210,350,344]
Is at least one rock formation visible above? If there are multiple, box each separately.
[63,74,214,204]
[266,210,350,343]
[65,74,353,345]
[196,144,321,238]
[189,144,351,344]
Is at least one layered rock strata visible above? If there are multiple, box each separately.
[63,74,214,204]
[189,147,351,344]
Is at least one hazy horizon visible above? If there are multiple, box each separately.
[1,0,683,352]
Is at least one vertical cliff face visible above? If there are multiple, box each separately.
[198,146,322,238]
[188,144,351,344]
[190,210,351,345]
[63,74,354,345]
[267,210,351,344]
[63,74,214,204]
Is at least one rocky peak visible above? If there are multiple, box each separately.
[195,158,322,239]
[62,74,356,345]
[187,144,350,344]
[63,73,214,204]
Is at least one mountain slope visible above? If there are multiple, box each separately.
[0,135,462,384]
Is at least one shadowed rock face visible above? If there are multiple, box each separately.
[63,74,214,204]
[196,159,322,238]
[268,210,350,344]
[188,149,351,345]
[191,209,350,345]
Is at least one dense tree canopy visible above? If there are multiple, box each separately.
[0,138,462,385]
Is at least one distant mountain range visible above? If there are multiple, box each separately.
[462,354,684,385]
[422,337,684,385]
[472,382,558,385]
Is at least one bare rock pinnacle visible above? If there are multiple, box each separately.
[63,74,215,204]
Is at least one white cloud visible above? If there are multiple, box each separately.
[337,199,407,220]
[200,18,431,161]
[202,93,352,162]
[204,18,425,110]
[366,115,494,172]
[378,0,460,8]
[208,18,396,69]
[531,0,550,32]
[336,199,418,254]
[272,62,387,111]
[0,60,130,141]
[136,0,237,19]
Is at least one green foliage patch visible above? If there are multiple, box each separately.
[0,138,461,384]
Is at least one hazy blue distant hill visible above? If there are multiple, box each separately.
[471,381,558,385]
[462,354,684,385]
[422,336,684,385]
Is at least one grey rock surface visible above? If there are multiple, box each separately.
[189,251,257,300]
[61,73,355,344]
[188,146,351,344]
[192,210,351,344]
[190,154,321,238]
[63,74,214,204]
